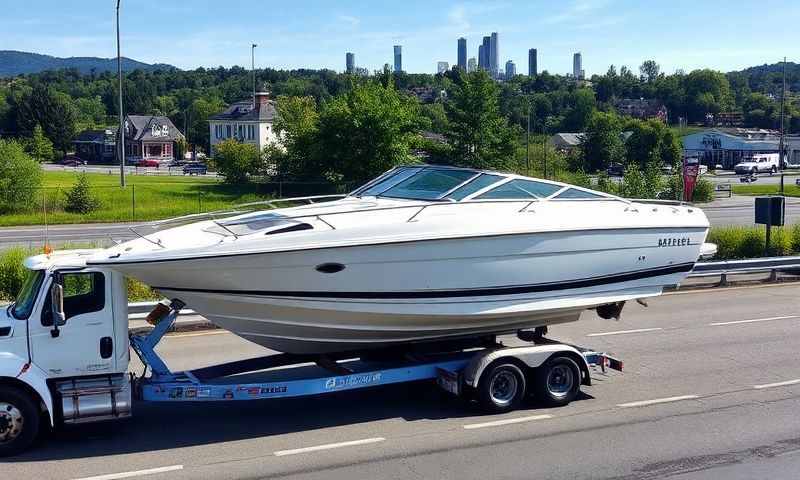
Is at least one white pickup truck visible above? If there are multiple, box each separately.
[734,153,780,175]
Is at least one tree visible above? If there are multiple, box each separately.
[74,96,107,129]
[273,95,320,179]
[186,96,225,153]
[579,111,625,172]
[63,172,100,213]
[639,60,661,83]
[684,69,733,122]
[213,139,261,184]
[316,80,420,183]
[15,84,78,155]
[0,139,42,213]
[444,70,518,170]
[28,124,54,162]
[560,89,596,131]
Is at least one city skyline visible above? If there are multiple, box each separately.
[3,0,799,75]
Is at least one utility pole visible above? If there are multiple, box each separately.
[779,56,787,196]
[116,0,126,187]
[252,44,258,107]
[526,101,531,175]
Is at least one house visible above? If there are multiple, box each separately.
[613,98,667,122]
[549,131,633,153]
[72,128,116,164]
[208,91,279,154]
[123,115,184,164]
[682,128,800,169]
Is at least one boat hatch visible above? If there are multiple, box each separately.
[205,214,313,237]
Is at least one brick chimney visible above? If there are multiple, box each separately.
[254,91,271,112]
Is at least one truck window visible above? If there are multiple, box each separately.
[10,270,44,320]
[41,272,106,326]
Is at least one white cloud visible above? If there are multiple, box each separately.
[337,14,360,28]
[542,0,613,25]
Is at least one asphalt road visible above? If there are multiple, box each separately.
[5,283,800,479]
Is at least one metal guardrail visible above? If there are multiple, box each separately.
[689,256,800,285]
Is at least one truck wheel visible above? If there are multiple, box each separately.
[477,361,527,413]
[533,356,581,407]
[0,387,40,457]
[771,166,777,174]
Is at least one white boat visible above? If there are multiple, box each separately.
[88,166,712,353]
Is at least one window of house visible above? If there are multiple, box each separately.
[41,272,106,326]
[476,179,561,200]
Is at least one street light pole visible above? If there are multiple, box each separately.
[526,101,531,175]
[779,56,786,196]
[116,0,126,187]
[252,44,258,107]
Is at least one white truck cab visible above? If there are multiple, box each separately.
[0,249,131,456]
[734,153,781,175]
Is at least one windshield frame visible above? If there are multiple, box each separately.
[10,269,45,321]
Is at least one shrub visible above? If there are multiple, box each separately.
[0,247,37,301]
[0,139,43,213]
[767,227,793,257]
[707,226,748,260]
[126,277,161,302]
[63,172,100,213]
[739,227,766,258]
[691,178,714,203]
[214,139,262,184]
[791,224,800,253]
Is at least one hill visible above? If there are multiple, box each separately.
[0,50,176,77]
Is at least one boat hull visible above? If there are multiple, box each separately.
[113,227,706,353]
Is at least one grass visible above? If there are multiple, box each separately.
[732,184,800,197]
[0,171,273,226]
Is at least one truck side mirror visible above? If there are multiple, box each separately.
[50,281,66,338]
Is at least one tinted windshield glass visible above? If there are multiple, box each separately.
[11,270,44,320]
[380,169,476,200]
[445,174,504,200]
[553,188,605,199]
[476,179,561,199]
[357,167,423,196]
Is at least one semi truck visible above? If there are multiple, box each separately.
[0,249,621,456]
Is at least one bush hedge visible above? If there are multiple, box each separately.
[706,225,800,260]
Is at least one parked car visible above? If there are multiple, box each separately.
[137,159,160,168]
[734,153,780,175]
[607,163,624,176]
[60,155,86,167]
[183,163,208,175]
[168,160,187,168]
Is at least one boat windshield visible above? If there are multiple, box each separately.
[361,168,479,201]
[10,269,44,320]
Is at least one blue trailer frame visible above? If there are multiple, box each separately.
[130,303,622,404]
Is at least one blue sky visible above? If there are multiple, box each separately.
[2,0,798,75]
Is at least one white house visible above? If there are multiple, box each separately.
[208,91,280,154]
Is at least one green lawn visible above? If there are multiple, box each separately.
[1,171,273,226]
[732,184,800,197]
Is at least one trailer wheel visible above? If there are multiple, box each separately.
[477,361,527,413]
[533,356,581,407]
[0,387,40,457]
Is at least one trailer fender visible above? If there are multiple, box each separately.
[463,345,591,389]
[0,353,54,426]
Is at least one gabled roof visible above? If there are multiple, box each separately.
[209,100,277,122]
[125,115,184,141]
[73,128,116,143]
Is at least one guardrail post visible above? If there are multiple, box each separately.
[769,269,778,282]
[718,273,728,287]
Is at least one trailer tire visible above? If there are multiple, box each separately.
[0,386,40,457]
[533,356,581,407]
[477,360,527,413]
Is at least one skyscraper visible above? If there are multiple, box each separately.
[480,36,491,70]
[457,37,467,70]
[573,52,582,79]
[437,61,450,74]
[346,52,355,74]
[477,44,485,70]
[505,60,516,78]
[467,57,477,73]
[393,45,402,73]
[528,48,538,76]
[490,32,499,78]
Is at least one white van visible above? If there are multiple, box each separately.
[734,153,780,175]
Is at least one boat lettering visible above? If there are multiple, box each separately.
[325,373,383,390]
[658,237,689,247]
[260,386,288,394]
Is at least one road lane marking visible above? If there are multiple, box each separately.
[586,327,663,337]
[754,379,800,390]
[709,315,798,326]
[617,395,698,408]
[274,437,385,456]
[463,414,553,430]
[72,465,183,480]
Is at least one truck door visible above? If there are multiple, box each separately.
[29,270,117,378]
